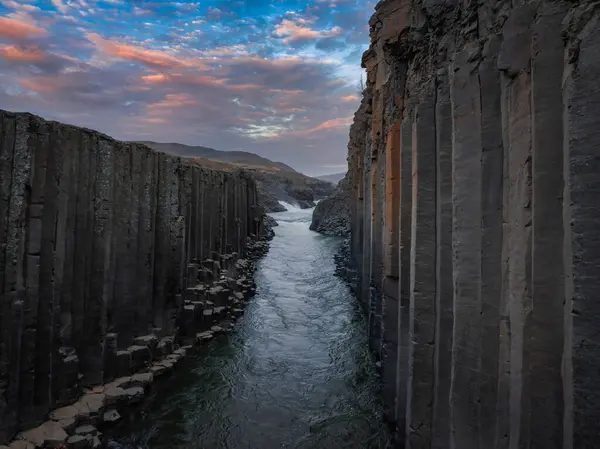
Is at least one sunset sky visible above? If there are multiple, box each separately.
[0,0,376,175]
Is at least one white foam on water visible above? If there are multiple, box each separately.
[278,201,302,211]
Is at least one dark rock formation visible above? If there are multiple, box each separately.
[249,169,334,212]
[310,174,350,236]
[138,141,335,213]
[0,109,269,444]
[257,189,287,213]
[316,172,346,185]
[348,1,600,447]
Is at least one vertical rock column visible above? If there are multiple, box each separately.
[0,112,28,440]
[405,90,437,449]
[84,136,113,386]
[432,68,453,449]
[526,4,567,448]
[395,111,412,434]
[478,34,504,449]
[381,120,401,420]
[499,6,535,447]
[564,12,600,449]
[449,43,484,449]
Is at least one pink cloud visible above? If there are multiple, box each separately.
[19,75,62,93]
[264,116,353,140]
[0,45,46,62]
[341,95,358,102]
[146,93,197,116]
[141,73,169,84]
[304,117,353,133]
[274,18,342,43]
[87,33,207,69]
[0,17,47,39]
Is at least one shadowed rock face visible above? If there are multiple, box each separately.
[0,110,267,443]
[310,174,350,237]
[348,0,600,447]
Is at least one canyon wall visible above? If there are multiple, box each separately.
[0,110,265,442]
[310,175,351,236]
[348,0,600,447]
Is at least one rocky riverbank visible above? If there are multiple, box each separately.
[0,232,273,449]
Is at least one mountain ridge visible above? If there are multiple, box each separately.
[137,140,334,212]
[316,172,346,184]
[136,141,296,173]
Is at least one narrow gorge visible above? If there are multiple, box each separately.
[343,0,600,448]
[1,0,600,447]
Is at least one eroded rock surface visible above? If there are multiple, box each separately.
[349,1,600,447]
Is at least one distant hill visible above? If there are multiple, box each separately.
[317,172,346,184]
[137,141,334,213]
[138,141,296,173]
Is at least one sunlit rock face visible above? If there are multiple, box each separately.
[348,0,600,447]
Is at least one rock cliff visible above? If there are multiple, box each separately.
[0,110,269,443]
[348,1,600,447]
[310,175,351,237]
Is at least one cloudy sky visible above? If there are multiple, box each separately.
[0,0,376,175]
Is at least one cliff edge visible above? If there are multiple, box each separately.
[348,0,600,447]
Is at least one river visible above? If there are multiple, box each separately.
[107,203,390,449]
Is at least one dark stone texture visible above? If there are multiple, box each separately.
[0,109,266,443]
[347,0,600,447]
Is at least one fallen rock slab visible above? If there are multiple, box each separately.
[8,442,34,449]
[102,409,121,424]
[20,421,68,448]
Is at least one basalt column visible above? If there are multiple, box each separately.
[0,110,263,443]
[348,0,600,447]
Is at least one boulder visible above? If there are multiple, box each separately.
[8,442,35,449]
[104,387,127,406]
[102,409,121,424]
[133,335,158,352]
[49,405,80,422]
[196,331,214,341]
[66,435,87,449]
[126,345,151,371]
[20,421,68,448]
[129,372,153,388]
[124,387,145,404]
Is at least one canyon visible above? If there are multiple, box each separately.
[0,109,271,447]
[2,0,600,447]
[340,0,600,447]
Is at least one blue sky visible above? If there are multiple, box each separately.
[0,0,376,175]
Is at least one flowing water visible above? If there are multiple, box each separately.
[108,203,389,449]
